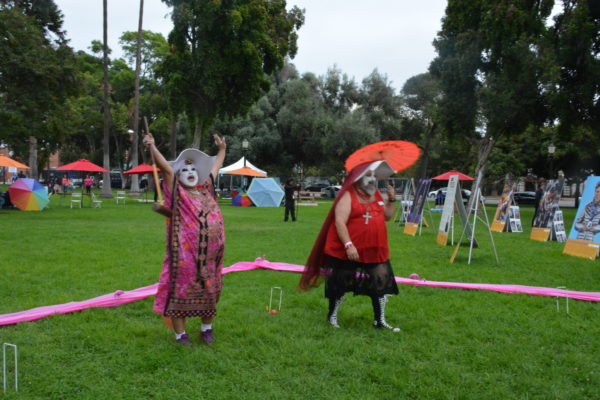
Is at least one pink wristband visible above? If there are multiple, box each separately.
[344,241,353,249]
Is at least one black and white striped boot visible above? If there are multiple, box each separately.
[327,295,345,328]
[372,295,400,332]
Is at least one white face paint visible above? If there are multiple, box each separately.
[179,164,199,188]
[360,171,377,195]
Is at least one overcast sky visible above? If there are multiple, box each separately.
[54,0,447,91]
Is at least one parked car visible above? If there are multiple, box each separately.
[304,183,330,192]
[428,187,448,198]
[320,185,341,198]
[428,188,472,199]
[512,191,537,205]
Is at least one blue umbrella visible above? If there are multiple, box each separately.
[247,178,284,207]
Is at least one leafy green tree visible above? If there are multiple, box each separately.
[159,0,304,149]
[0,1,79,178]
[119,30,169,81]
[358,70,403,141]
[430,0,554,205]
[400,73,442,178]
[549,0,600,134]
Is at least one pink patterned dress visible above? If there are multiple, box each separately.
[153,179,225,318]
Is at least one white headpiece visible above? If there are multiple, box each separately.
[352,160,395,183]
[170,148,216,185]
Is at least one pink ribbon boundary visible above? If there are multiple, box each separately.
[2,257,599,326]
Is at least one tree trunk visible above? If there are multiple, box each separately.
[130,0,144,193]
[101,0,113,198]
[467,135,494,212]
[170,120,177,159]
[417,122,436,179]
[192,121,203,149]
[28,136,38,180]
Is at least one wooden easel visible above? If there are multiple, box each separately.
[450,187,499,264]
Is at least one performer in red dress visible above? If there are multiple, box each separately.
[299,160,400,332]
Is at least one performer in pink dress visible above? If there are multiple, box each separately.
[145,133,226,347]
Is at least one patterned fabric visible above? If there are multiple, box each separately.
[153,179,225,318]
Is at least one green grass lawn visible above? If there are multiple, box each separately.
[1,195,599,399]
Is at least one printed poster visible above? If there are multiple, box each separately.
[552,210,566,242]
[507,206,523,233]
[564,176,600,259]
[437,175,459,245]
[436,176,474,246]
[530,178,564,242]
[404,179,431,236]
[491,183,516,232]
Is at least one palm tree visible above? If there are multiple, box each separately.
[101,0,112,198]
[130,0,144,193]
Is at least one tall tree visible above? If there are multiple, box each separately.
[130,0,144,193]
[430,0,553,206]
[400,73,442,178]
[101,0,112,197]
[159,0,304,149]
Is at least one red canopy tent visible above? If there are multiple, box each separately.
[124,164,160,201]
[57,159,108,204]
[432,170,474,181]
[123,163,159,175]
[57,159,108,173]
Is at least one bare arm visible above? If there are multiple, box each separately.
[334,191,359,261]
[384,184,396,221]
[210,134,226,180]
[143,134,174,189]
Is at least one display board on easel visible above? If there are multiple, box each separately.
[552,210,566,242]
[394,179,414,225]
[491,183,516,232]
[450,171,498,264]
[404,178,431,236]
[530,177,564,242]
[563,176,600,260]
[450,186,498,264]
[436,175,474,246]
[507,206,523,233]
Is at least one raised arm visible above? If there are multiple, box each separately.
[143,133,174,189]
[384,183,396,221]
[210,134,227,179]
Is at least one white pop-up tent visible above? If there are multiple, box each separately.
[217,157,268,193]
[219,157,267,176]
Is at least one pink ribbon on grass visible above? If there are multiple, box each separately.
[1,258,599,326]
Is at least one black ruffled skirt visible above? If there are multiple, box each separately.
[324,256,399,299]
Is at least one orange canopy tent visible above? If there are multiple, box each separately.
[225,166,266,177]
[0,154,30,169]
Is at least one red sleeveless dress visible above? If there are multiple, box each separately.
[324,188,389,262]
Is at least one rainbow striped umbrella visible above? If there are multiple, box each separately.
[8,178,49,211]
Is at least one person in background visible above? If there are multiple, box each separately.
[84,175,94,195]
[532,180,546,225]
[48,173,56,195]
[284,178,300,222]
[61,174,71,194]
